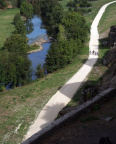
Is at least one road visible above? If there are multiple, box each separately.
[24,1,116,140]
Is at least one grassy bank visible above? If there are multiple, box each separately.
[0,8,19,49]
[0,45,88,143]
[0,0,116,143]
[98,2,116,35]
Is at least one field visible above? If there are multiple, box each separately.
[0,0,116,143]
[0,8,19,49]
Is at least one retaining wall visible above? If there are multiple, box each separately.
[21,88,116,144]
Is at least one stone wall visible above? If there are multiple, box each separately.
[21,88,116,144]
[108,25,116,47]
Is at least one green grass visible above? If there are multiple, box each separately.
[1,0,116,143]
[85,0,115,27]
[98,2,116,34]
[0,8,19,49]
[0,45,88,143]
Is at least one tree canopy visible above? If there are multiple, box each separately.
[0,51,31,86]
[3,34,28,54]
[61,11,88,42]
[20,1,33,18]
[0,0,7,9]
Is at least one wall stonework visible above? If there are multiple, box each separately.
[21,88,116,144]
[108,25,116,47]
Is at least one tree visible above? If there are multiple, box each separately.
[3,34,28,54]
[40,0,64,37]
[0,0,7,9]
[36,64,45,78]
[0,51,31,87]
[45,42,60,73]
[57,24,67,42]
[13,13,22,25]
[45,38,82,73]
[0,60,5,83]
[20,1,33,18]
[15,20,26,36]
[61,11,88,43]
[25,19,34,34]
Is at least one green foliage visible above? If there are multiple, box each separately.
[40,0,64,35]
[15,19,26,36]
[45,42,60,73]
[62,11,88,42]
[0,61,5,83]
[36,64,45,78]
[0,51,31,86]
[45,39,82,73]
[3,34,28,54]
[25,19,34,34]
[67,0,92,8]
[13,13,22,25]
[57,24,66,41]
[10,0,25,7]
[13,13,26,36]
[20,1,33,18]
[79,0,92,8]
[0,0,7,9]
[0,84,5,92]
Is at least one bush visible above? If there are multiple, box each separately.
[0,0,7,9]
[0,84,5,92]
[3,34,28,54]
[20,1,33,18]
[13,13,21,25]
[36,64,45,78]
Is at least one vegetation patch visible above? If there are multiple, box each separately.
[80,115,99,123]
[0,9,19,49]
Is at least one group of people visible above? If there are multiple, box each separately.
[89,50,99,55]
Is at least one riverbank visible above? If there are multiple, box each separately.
[27,36,52,54]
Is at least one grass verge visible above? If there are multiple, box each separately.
[0,8,19,50]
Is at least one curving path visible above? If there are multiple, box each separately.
[24,1,116,140]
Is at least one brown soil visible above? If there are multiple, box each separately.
[40,96,116,144]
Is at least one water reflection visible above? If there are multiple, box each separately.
[28,43,50,80]
[26,15,47,45]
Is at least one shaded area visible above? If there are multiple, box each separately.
[40,96,116,144]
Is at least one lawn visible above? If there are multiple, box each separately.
[0,8,19,49]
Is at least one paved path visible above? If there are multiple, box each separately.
[24,1,116,140]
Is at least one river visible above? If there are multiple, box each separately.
[26,15,51,80]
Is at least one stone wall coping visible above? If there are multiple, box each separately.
[21,88,116,144]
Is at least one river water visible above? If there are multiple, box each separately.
[26,15,51,80]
